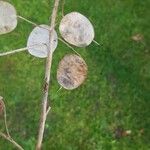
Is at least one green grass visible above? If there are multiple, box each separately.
[0,0,149,149]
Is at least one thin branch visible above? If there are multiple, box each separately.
[0,98,24,150]
[61,0,65,17]
[3,100,10,137]
[56,86,63,93]
[46,107,51,116]
[58,37,81,56]
[46,86,62,116]
[93,40,101,46]
[0,47,27,57]
[0,133,24,150]
[36,0,60,150]
[0,43,47,57]
[17,15,38,26]
[17,16,51,31]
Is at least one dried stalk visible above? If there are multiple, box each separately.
[93,40,100,46]
[0,133,24,150]
[61,0,65,17]
[0,43,47,57]
[18,16,51,31]
[58,37,81,56]
[0,47,27,57]
[0,97,24,150]
[36,0,60,149]
[17,15,38,27]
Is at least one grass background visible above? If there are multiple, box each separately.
[0,0,149,149]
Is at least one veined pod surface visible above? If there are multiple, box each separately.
[57,54,88,90]
[27,25,58,58]
[0,1,17,35]
[59,12,95,47]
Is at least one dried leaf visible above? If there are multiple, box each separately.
[131,34,143,42]
[27,25,58,58]
[59,12,95,47]
[57,54,88,90]
[0,1,17,35]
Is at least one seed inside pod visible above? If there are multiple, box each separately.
[27,25,58,58]
[59,12,95,47]
[0,1,17,35]
[57,54,88,90]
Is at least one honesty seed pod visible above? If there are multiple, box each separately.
[59,12,95,47]
[0,1,17,35]
[57,54,88,90]
[27,25,58,58]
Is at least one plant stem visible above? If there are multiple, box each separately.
[17,15,38,26]
[36,0,60,149]
[0,47,27,57]
[0,43,47,57]
[0,133,24,150]
[0,98,24,150]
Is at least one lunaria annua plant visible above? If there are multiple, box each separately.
[0,0,99,149]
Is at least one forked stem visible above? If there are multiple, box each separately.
[0,97,24,150]
[0,133,24,150]
[36,0,60,149]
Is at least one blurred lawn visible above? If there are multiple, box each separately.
[0,0,150,149]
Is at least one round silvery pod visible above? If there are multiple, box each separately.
[57,54,88,90]
[59,12,95,47]
[0,1,17,35]
[27,25,58,58]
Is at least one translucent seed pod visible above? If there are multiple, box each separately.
[57,54,88,90]
[59,12,95,47]
[0,1,17,35]
[27,25,58,58]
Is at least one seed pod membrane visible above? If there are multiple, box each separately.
[27,25,58,58]
[0,1,17,35]
[59,12,95,47]
[57,54,87,90]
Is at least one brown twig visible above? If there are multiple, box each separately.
[36,0,60,149]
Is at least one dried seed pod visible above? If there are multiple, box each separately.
[27,25,58,58]
[0,1,17,35]
[59,12,95,47]
[57,54,88,90]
